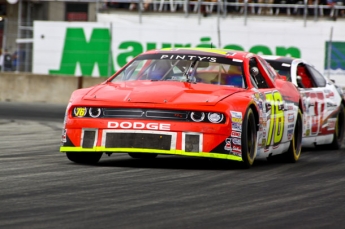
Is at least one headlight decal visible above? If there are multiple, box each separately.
[73,107,88,117]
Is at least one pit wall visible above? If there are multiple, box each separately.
[0,73,105,104]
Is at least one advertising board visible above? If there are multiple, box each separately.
[33,15,345,83]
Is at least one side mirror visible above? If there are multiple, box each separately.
[330,79,335,83]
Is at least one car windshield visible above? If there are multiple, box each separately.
[111,56,245,88]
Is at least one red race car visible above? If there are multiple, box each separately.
[60,48,303,168]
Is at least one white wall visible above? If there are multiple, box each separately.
[33,14,345,84]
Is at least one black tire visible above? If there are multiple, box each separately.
[66,152,103,164]
[327,104,345,150]
[284,109,302,163]
[241,108,257,168]
[128,153,158,159]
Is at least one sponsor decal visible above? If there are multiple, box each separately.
[224,138,232,151]
[324,89,334,98]
[231,117,242,123]
[231,111,243,123]
[160,54,217,62]
[230,111,242,119]
[287,129,294,140]
[258,101,263,109]
[305,129,310,136]
[327,118,336,130]
[232,138,241,145]
[107,121,171,130]
[288,124,294,129]
[74,107,87,117]
[288,113,294,123]
[231,131,241,138]
[232,122,242,131]
[326,102,337,111]
[232,145,241,152]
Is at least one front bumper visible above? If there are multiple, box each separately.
[60,119,243,162]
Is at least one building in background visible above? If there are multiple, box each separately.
[0,0,97,72]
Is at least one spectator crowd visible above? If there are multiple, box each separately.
[104,0,345,19]
[0,49,18,72]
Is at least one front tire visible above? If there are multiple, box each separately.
[66,152,103,164]
[241,108,257,168]
[284,109,302,163]
[128,153,158,159]
[328,104,345,150]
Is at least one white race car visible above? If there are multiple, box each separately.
[263,56,345,149]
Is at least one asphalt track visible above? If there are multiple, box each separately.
[1,101,345,229]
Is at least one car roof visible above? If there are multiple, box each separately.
[261,55,296,64]
[142,48,252,60]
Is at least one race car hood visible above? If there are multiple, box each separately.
[82,81,243,106]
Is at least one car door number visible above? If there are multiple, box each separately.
[265,91,285,147]
[303,91,325,136]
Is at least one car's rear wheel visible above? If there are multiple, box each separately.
[66,152,103,164]
[284,109,302,163]
[128,153,158,159]
[327,104,345,150]
[241,108,257,168]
